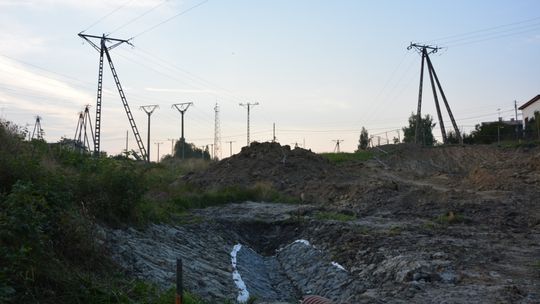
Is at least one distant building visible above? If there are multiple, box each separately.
[518,94,540,127]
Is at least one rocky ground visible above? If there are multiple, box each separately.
[101,143,540,303]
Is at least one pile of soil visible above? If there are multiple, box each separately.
[184,142,341,201]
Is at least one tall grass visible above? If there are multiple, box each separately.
[320,151,373,163]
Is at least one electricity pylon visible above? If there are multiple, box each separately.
[74,105,95,152]
[333,139,343,153]
[31,115,44,140]
[226,140,235,157]
[154,142,163,163]
[167,138,177,156]
[172,102,193,159]
[214,103,221,160]
[78,33,147,159]
[239,102,259,146]
[140,105,159,162]
[408,43,461,144]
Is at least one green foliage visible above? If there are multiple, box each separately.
[387,226,402,236]
[436,211,463,225]
[314,211,356,222]
[174,139,210,160]
[75,157,147,226]
[523,111,540,141]
[169,184,297,215]
[0,119,300,302]
[464,121,519,144]
[357,127,369,151]
[532,260,540,270]
[402,113,436,146]
[446,130,462,144]
[0,119,215,303]
[320,151,373,163]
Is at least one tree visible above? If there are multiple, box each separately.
[467,121,519,144]
[524,111,540,141]
[446,131,461,144]
[402,113,436,146]
[173,139,210,159]
[357,127,369,151]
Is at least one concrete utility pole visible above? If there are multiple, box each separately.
[154,142,163,162]
[140,105,159,162]
[172,102,193,159]
[408,42,461,144]
[239,102,259,146]
[273,123,276,142]
[497,108,501,146]
[167,138,176,156]
[226,141,235,157]
[514,100,519,141]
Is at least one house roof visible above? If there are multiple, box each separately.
[518,94,540,110]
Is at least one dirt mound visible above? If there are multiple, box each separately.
[184,142,339,200]
[380,144,507,177]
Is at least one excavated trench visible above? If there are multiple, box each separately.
[101,200,540,303]
[101,202,362,303]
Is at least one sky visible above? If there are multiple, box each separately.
[0,0,539,160]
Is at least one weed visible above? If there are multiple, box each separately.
[314,211,356,222]
[387,226,402,236]
[247,295,258,304]
[423,220,437,230]
[436,211,463,225]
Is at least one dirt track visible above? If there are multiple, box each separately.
[107,143,540,303]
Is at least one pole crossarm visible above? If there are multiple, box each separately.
[407,42,441,54]
[140,104,159,115]
[172,102,193,114]
[78,33,133,51]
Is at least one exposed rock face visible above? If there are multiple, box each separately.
[101,203,365,303]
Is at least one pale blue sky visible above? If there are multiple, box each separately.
[1,0,539,159]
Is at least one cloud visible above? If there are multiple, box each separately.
[525,34,540,43]
[0,56,93,105]
[0,19,48,56]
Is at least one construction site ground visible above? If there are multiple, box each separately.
[103,142,540,303]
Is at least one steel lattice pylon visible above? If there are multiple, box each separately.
[79,33,147,159]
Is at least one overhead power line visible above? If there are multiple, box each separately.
[423,16,540,44]
[131,0,210,39]
[82,0,135,33]
[109,0,170,35]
